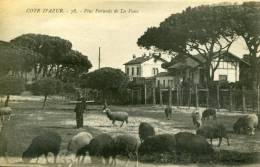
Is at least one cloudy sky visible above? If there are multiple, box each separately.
[0,0,253,71]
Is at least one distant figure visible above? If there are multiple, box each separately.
[164,105,172,120]
[74,95,86,129]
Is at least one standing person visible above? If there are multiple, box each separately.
[74,95,86,129]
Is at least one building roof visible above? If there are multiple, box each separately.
[124,55,167,65]
[168,51,250,69]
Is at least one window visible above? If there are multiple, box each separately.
[126,67,129,75]
[136,67,140,76]
[157,80,160,87]
[219,75,227,81]
[132,67,134,76]
[163,80,165,87]
[152,68,159,75]
[168,80,173,87]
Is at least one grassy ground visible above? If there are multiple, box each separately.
[0,95,260,167]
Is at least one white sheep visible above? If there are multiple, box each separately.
[103,106,128,127]
[0,107,12,124]
[67,131,93,164]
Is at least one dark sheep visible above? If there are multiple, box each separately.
[196,124,230,146]
[103,106,128,127]
[22,131,61,164]
[111,134,140,166]
[202,108,217,121]
[174,132,214,156]
[138,122,155,143]
[191,111,202,128]
[0,126,8,163]
[87,133,114,165]
[138,134,176,155]
[164,106,172,120]
[233,114,258,135]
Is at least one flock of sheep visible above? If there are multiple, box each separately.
[0,105,259,166]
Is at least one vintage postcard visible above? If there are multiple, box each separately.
[0,0,259,166]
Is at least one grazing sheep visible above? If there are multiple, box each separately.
[191,111,202,128]
[202,108,216,121]
[138,122,155,143]
[164,106,172,120]
[174,132,214,157]
[103,106,128,127]
[22,131,61,164]
[87,133,114,165]
[233,114,258,135]
[111,134,140,166]
[138,134,176,155]
[67,131,93,164]
[0,126,8,163]
[196,123,230,146]
[0,107,12,123]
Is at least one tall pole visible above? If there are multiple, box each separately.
[98,47,101,69]
[257,84,259,114]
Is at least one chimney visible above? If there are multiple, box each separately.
[133,54,136,59]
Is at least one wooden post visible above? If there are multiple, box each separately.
[188,87,192,109]
[159,86,163,106]
[131,89,134,105]
[168,86,172,107]
[144,82,147,105]
[229,85,232,112]
[206,87,209,109]
[177,86,179,108]
[139,87,142,104]
[217,84,220,112]
[257,84,259,114]
[242,86,246,113]
[153,87,156,105]
[195,84,198,109]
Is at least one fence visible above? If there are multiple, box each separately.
[129,84,260,113]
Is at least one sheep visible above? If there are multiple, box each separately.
[22,131,61,164]
[164,106,172,120]
[233,114,258,135]
[174,132,214,159]
[196,123,230,146]
[202,108,217,121]
[191,111,202,128]
[138,122,155,143]
[0,107,12,124]
[111,134,140,166]
[87,133,114,165]
[0,126,8,163]
[67,131,93,164]
[138,134,176,155]
[103,106,128,127]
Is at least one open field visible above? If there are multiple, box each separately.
[0,95,260,167]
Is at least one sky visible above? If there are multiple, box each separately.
[0,0,255,71]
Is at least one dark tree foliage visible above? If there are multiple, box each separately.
[30,77,62,109]
[138,5,239,85]
[80,67,129,104]
[10,34,92,81]
[0,76,25,106]
[230,2,260,88]
[0,41,39,76]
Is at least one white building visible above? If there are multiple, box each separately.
[124,53,167,81]
[167,51,250,84]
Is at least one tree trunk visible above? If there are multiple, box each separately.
[42,95,48,109]
[250,51,258,90]
[4,95,10,107]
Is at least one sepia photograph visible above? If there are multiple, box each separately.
[0,0,259,166]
